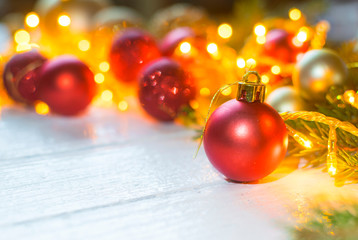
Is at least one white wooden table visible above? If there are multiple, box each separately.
[1,106,357,240]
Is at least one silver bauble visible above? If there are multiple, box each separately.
[292,49,347,102]
[266,86,305,112]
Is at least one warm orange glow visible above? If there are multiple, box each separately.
[189,100,199,109]
[261,75,269,84]
[236,58,245,68]
[94,73,105,84]
[99,61,110,72]
[246,58,256,68]
[200,87,210,96]
[289,8,301,21]
[256,36,266,45]
[254,24,266,36]
[179,42,191,54]
[35,101,49,115]
[292,37,303,47]
[78,40,90,51]
[16,43,32,52]
[218,23,233,39]
[58,14,71,27]
[101,90,113,101]
[14,30,30,44]
[271,65,281,75]
[25,12,40,28]
[206,43,218,54]
[118,100,128,111]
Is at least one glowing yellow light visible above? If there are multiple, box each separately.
[101,90,113,101]
[271,65,281,75]
[200,87,210,96]
[35,101,49,115]
[58,14,71,27]
[14,30,30,44]
[297,31,308,42]
[246,58,256,68]
[287,125,313,149]
[256,36,266,45]
[292,37,303,47]
[254,24,266,37]
[189,100,199,109]
[261,75,269,84]
[289,8,302,21]
[221,86,232,96]
[25,12,40,28]
[118,100,128,111]
[236,58,245,68]
[179,42,191,54]
[94,73,105,84]
[206,43,218,54]
[349,96,355,104]
[217,23,233,39]
[78,40,90,52]
[16,43,32,52]
[99,61,110,72]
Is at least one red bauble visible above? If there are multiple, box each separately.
[160,27,195,56]
[263,29,308,63]
[203,98,288,182]
[138,57,196,121]
[37,56,96,116]
[109,29,161,83]
[3,50,47,103]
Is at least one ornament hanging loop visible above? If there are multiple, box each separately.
[237,71,266,103]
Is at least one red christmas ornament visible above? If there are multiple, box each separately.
[138,57,196,121]
[3,50,47,103]
[203,72,288,182]
[263,29,308,63]
[37,56,96,116]
[160,27,195,56]
[109,28,161,84]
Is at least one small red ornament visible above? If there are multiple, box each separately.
[3,50,47,103]
[203,72,288,182]
[138,57,196,121]
[37,56,96,116]
[109,28,161,84]
[263,29,308,63]
[160,27,195,56]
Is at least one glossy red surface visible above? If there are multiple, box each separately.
[138,58,196,121]
[3,50,48,103]
[160,27,195,56]
[203,99,288,182]
[109,29,161,84]
[37,56,96,116]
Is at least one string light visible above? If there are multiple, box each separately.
[99,61,110,72]
[14,30,30,44]
[206,43,218,54]
[78,40,90,51]
[35,101,49,115]
[236,57,246,68]
[256,36,266,45]
[94,73,105,84]
[25,12,40,28]
[58,14,71,27]
[327,126,337,176]
[261,75,269,84]
[118,100,128,111]
[217,23,233,39]
[289,8,302,21]
[189,100,199,109]
[179,42,191,54]
[286,125,313,149]
[254,24,266,36]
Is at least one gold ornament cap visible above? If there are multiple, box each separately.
[237,71,266,103]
